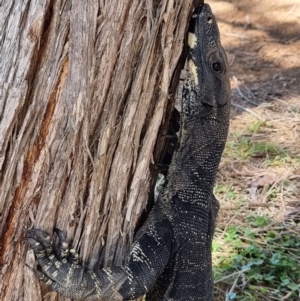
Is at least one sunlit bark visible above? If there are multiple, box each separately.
[0,0,193,299]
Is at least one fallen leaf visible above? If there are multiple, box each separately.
[249,174,280,188]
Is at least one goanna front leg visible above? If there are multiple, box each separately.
[25,228,88,299]
[26,228,128,300]
[25,204,174,300]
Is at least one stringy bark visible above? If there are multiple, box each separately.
[0,0,193,300]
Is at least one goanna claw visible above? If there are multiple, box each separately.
[25,228,52,242]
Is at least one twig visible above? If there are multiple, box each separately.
[225,32,253,40]
[233,76,258,106]
[220,210,238,240]
[231,102,265,121]
[225,276,239,301]
[215,268,250,284]
[281,290,295,300]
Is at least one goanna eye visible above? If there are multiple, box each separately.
[212,61,222,72]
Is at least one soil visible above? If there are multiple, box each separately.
[211,0,300,104]
[210,1,300,299]
[210,0,300,220]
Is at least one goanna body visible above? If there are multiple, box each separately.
[25,4,231,301]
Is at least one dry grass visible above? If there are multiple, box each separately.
[210,1,300,299]
[217,95,300,225]
[213,96,300,300]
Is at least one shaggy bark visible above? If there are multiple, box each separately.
[0,0,193,300]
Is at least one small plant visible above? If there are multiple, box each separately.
[214,184,239,201]
[225,135,289,161]
[213,214,300,300]
[247,120,266,133]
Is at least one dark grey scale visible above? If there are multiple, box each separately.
[25,2,231,301]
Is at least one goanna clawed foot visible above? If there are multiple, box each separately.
[24,228,85,298]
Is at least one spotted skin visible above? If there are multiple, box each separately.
[25,3,230,301]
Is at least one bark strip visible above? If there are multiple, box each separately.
[0,0,193,299]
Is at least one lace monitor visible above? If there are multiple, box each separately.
[25,3,231,300]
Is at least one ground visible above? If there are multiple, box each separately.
[210,1,300,300]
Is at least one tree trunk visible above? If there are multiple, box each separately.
[0,0,193,300]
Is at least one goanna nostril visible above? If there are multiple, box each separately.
[207,16,213,24]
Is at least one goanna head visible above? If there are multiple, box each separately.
[182,3,231,129]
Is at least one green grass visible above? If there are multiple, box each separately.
[214,185,239,201]
[213,214,300,300]
[224,135,291,162]
[247,121,268,134]
[213,96,300,300]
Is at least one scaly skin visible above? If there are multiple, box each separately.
[25,4,230,301]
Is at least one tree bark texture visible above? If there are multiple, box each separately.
[0,0,193,300]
